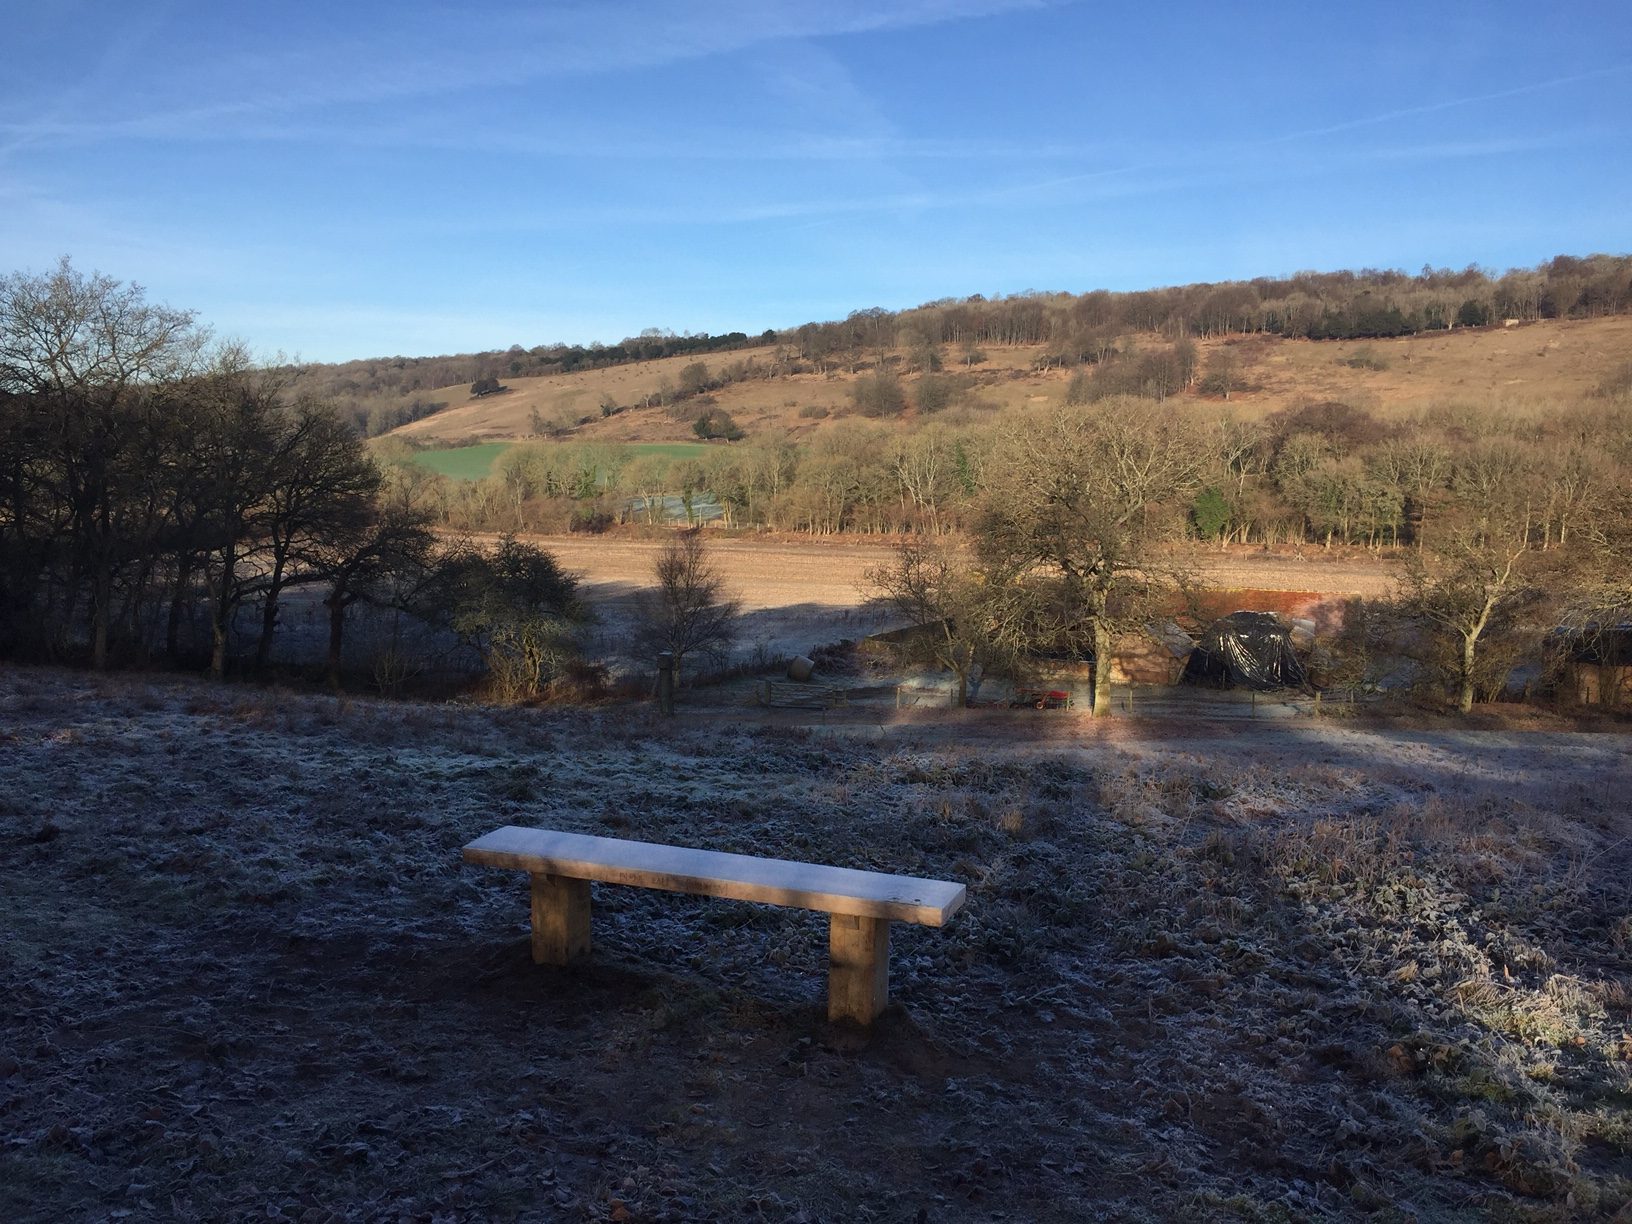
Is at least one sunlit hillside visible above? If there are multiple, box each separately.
[386,315,1632,448]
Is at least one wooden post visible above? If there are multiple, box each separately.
[828,913,890,1024]
[530,873,591,966]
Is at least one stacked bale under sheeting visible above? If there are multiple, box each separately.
[1182,611,1310,692]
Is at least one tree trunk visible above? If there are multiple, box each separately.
[1458,589,1500,714]
[209,547,236,681]
[120,558,155,663]
[255,583,281,672]
[90,560,112,670]
[1091,617,1114,717]
[210,612,229,680]
[167,561,191,660]
[1458,632,1477,715]
[255,539,295,672]
[326,594,349,691]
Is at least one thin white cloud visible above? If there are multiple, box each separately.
[0,109,1128,165]
[0,1,1045,153]
[258,122,1574,243]
[1258,64,1632,147]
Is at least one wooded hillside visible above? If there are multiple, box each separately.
[289,254,1632,439]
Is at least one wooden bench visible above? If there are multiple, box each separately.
[462,826,966,1024]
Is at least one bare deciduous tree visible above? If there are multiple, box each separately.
[866,540,1030,708]
[1398,493,1551,713]
[631,530,741,683]
[0,256,203,397]
[0,258,205,666]
[316,505,437,690]
[976,399,1203,714]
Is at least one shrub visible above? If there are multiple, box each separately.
[463,611,579,704]
[851,370,905,418]
[1342,346,1391,371]
[569,506,614,533]
[915,372,961,414]
[418,535,585,702]
[693,408,744,441]
[678,361,712,397]
[1269,400,1389,448]
[544,659,612,703]
[1191,486,1230,540]
[1064,368,1094,406]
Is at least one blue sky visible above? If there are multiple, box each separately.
[3,1,1628,363]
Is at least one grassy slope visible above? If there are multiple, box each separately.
[409,441,515,480]
[622,441,715,461]
[404,440,715,482]
[386,316,1632,448]
[3,669,1629,1221]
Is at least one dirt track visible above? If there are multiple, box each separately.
[532,535,1402,611]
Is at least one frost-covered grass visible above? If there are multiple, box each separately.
[1,667,1628,1221]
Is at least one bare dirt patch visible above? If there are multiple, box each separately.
[529,534,1399,678]
[539,535,1401,615]
[3,667,1629,1220]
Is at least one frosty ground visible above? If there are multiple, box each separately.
[2,668,1630,1221]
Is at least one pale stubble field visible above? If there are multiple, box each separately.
[535,535,1402,608]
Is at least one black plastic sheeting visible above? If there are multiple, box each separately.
[1181,611,1310,692]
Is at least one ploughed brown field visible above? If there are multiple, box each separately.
[534,535,1402,612]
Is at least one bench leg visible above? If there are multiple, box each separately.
[530,873,591,966]
[828,914,889,1024]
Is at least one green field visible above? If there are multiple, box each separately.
[410,443,514,480]
[411,439,715,482]
[623,442,713,461]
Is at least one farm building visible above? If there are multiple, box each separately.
[1110,622,1196,685]
[1557,623,1632,707]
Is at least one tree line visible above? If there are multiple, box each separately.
[855,400,1631,716]
[7,256,1629,716]
[783,255,1632,373]
[287,328,774,432]
[287,253,1631,439]
[0,260,587,695]
[384,390,1632,556]
[384,388,1632,715]
[913,254,1630,345]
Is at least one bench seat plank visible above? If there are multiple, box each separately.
[463,826,965,927]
